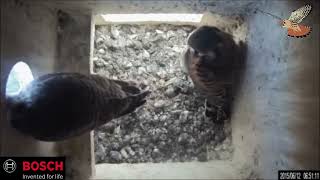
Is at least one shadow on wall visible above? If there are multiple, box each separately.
[55,9,91,73]
[231,41,248,119]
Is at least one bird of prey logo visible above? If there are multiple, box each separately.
[282,4,312,38]
[258,4,312,38]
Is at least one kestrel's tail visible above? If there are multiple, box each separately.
[287,25,312,38]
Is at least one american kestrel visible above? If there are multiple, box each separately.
[7,73,150,141]
[182,26,237,123]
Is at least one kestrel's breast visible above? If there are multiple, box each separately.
[188,57,227,98]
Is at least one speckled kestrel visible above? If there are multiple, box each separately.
[182,26,237,123]
[281,4,312,38]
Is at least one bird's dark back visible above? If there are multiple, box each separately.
[10,73,120,141]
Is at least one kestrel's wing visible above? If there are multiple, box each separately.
[288,4,312,24]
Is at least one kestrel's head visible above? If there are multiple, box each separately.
[281,19,292,28]
[187,26,227,62]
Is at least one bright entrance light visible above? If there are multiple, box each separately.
[101,13,203,23]
[6,61,34,97]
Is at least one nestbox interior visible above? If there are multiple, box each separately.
[92,12,249,179]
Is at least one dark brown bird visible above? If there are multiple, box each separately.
[183,26,237,123]
[6,73,150,141]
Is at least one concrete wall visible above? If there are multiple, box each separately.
[0,0,93,179]
[1,0,319,180]
[1,0,58,157]
[246,1,320,177]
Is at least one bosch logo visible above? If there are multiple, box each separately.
[22,161,64,171]
[3,159,17,173]
[1,157,65,179]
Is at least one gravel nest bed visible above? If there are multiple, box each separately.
[93,24,233,164]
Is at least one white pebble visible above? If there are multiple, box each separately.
[98,48,105,54]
